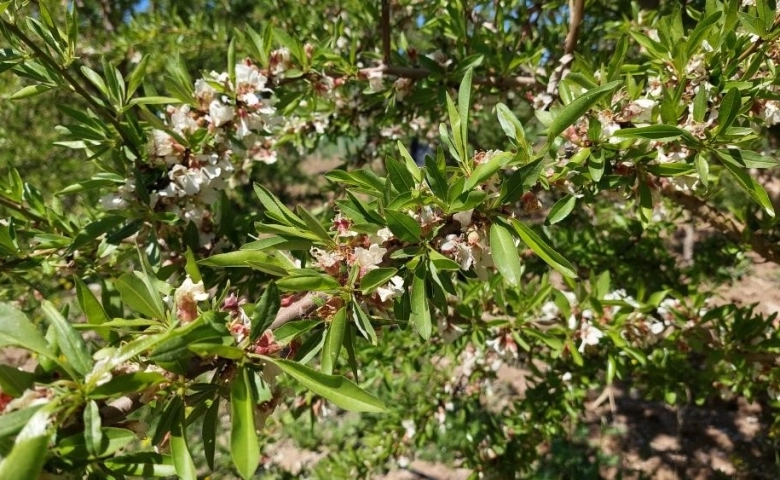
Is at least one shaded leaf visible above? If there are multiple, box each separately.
[267,358,386,412]
[510,219,577,278]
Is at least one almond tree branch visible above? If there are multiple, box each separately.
[381,0,391,64]
[275,64,537,88]
[546,0,585,96]
[661,185,780,265]
[269,292,329,330]
[91,291,330,428]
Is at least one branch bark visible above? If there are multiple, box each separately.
[380,0,391,65]
[546,0,585,96]
[661,185,780,265]
[275,64,537,89]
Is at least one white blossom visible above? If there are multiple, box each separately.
[762,100,780,126]
[578,321,604,352]
[209,100,235,127]
[376,276,404,302]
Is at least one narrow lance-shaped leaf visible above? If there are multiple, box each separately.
[458,68,474,154]
[464,151,513,191]
[231,367,260,480]
[397,140,422,183]
[510,219,578,278]
[386,156,416,193]
[321,307,347,375]
[250,282,280,341]
[0,303,53,359]
[548,80,622,139]
[718,153,775,217]
[500,158,544,203]
[203,397,220,471]
[489,223,523,286]
[265,357,386,412]
[253,184,306,228]
[385,210,422,242]
[547,195,577,225]
[75,277,111,340]
[409,262,431,340]
[170,410,197,480]
[716,87,741,135]
[42,300,93,378]
[115,274,166,320]
[84,400,103,458]
[360,268,398,294]
[352,302,377,345]
[0,411,51,479]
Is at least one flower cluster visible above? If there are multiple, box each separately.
[101,60,281,246]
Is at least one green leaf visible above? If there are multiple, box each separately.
[183,248,202,283]
[321,307,347,375]
[0,304,52,358]
[0,406,42,439]
[105,453,176,477]
[75,277,111,340]
[250,282,281,341]
[84,400,102,458]
[352,302,377,345]
[716,88,741,135]
[496,103,528,152]
[276,271,341,291]
[89,372,167,399]
[116,274,166,320]
[547,195,577,225]
[410,263,431,339]
[253,184,306,229]
[267,358,386,412]
[718,153,775,217]
[489,223,523,286]
[510,219,577,278]
[464,151,513,191]
[715,149,779,169]
[695,154,709,188]
[56,427,135,459]
[0,414,50,479]
[386,156,416,193]
[296,206,333,244]
[10,84,53,100]
[41,301,93,378]
[686,11,722,56]
[548,81,622,139]
[385,210,422,242]
[458,68,473,138]
[612,125,690,141]
[397,140,422,183]
[637,178,654,226]
[231,367,260,480]
[200,250,285,270]
[424,147,449,200]
[81,66,109,96]
[274,320,322,345]
[170,414,197,480]
[500,158,544,203]
[203,397,219,471]
[0,365,35,398]
[360,268,398,294]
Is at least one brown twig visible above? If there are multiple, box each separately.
[661,185,780,265]
[546,0,585,96]
[381,0,391,65]
[269,292,329,330]
[275,64,537,88]
[737,14,780,62]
